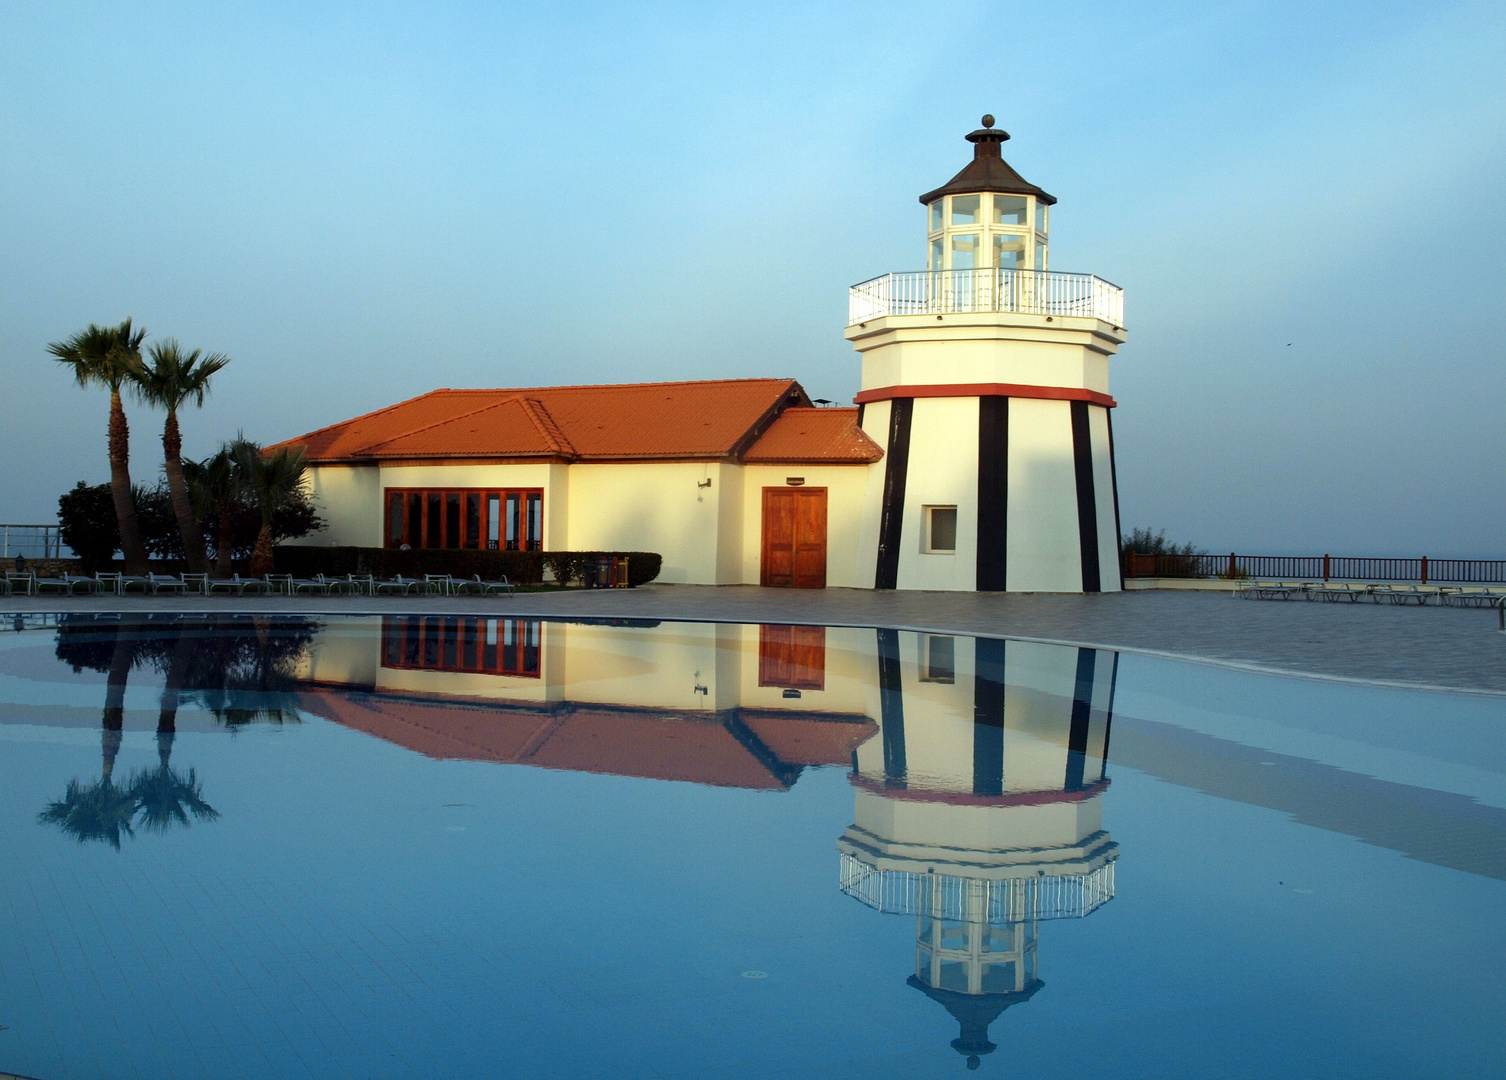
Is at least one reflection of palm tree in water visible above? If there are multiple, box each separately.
[39,620,140,848]
[184,615,313,727]
[129,625,219,833]
[41,618,220,846]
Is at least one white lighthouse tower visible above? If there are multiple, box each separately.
[849,117,1127,592]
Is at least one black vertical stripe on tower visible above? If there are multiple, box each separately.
[975,396,1009,591]
[1100,651,1119,782]
[877,628,907,786]
[874,398,913,590]
[1064,648,1097,791]
[972,637,1007,796]
[856,402,865,428]
[1070,400,1101,593]
[1106,408,1124,586]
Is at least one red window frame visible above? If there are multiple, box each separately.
[384,487,543,551]
[381,616,541,677]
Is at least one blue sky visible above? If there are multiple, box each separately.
[3,1,1503,553]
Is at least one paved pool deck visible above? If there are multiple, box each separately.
[4,585,1504,695]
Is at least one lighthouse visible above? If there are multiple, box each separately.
[849,117,1127,592]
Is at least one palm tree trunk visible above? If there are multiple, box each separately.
[162,409,210,573]
[109,387,150,575]
[248,521,274,576]
[215,511,235,576]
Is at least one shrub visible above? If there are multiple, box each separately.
[1121,527,1203,557]
[57,482,119,573]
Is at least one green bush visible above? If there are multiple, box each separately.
[57,482,118,573]
[272,547,662,587]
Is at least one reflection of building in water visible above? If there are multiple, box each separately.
[838,632,1118,1069]
[294,617,877,790]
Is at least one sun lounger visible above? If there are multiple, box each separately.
[374,574,426,595]
[6,572,36,596]
[318,574,359,596]
[180,573,209,595]
[289,574,332,595]
[146,573,190,595]
[1372,584,1438,605]
[424,573,457,596]
[206,574,271,595]
[262,574,294,595]
[1438,586,1502,608]
[116,574,154,594]
[1306,581,1373,602]
[459,573,515,597]
[343,573,374,596]
[60,574,101,595]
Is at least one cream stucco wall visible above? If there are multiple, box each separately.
[895,397,979,592]
[565,462,728,584]
[739,465,872,588]
[292,465,381,547]
[847,313,1124,395]
[1006,397,1082,592]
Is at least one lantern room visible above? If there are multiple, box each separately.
[921,115,1054,273]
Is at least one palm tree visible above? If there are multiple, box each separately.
[132,340,231,573]
[189,445,241,576]
[39,620,141,848]
[234,441,307,575]
[47,319,150,574]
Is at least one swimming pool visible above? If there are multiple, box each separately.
[0,614,1501,1078]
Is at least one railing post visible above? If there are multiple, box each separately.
[1228,552,1236,578]
[1323,554,1330,581]
[1421,556,1428,584]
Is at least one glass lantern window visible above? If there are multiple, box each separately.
[1036,241,1047,270]
[1036,200,1048,232]
[930,238,943,271]
[992,195,1028,226]
[993,233,1026,269]
[929,201,943,232]
[950,233,979,269]
[951,195,980,226]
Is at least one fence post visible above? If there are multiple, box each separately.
[1421,556,1428,585]
[1323,554,1330,581]
[1228,552,1236,578]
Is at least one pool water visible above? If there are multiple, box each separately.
[0,614,1501,1079]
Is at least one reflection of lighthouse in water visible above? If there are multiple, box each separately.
[838,632,1118,1069]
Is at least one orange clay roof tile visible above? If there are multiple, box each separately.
[741,407,883,464]
[271,378,814,463]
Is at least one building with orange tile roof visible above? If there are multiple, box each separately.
[278,119,1126,591]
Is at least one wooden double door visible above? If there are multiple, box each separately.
[761,487,827,588]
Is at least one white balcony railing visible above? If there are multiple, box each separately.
[848,268,1124,327]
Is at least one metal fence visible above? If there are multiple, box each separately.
[1,525,65,560]
[848,268,1124,327]
[1123,552,1506,583]
[838,852,1116,922]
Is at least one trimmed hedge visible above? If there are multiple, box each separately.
[273,546,662,587]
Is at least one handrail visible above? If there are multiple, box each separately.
[1124,552,1506,583]
[849,268,1125,327]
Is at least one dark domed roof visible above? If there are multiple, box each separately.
[919,116,1055,206]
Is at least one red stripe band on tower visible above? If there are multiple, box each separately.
[854,383,1116,408]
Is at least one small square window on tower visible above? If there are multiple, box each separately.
[924,506,957,553]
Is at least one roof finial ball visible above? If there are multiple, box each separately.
[981,114,994,128]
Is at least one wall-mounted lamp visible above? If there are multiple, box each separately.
[786,477,805,487]
[697,478,712,489]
